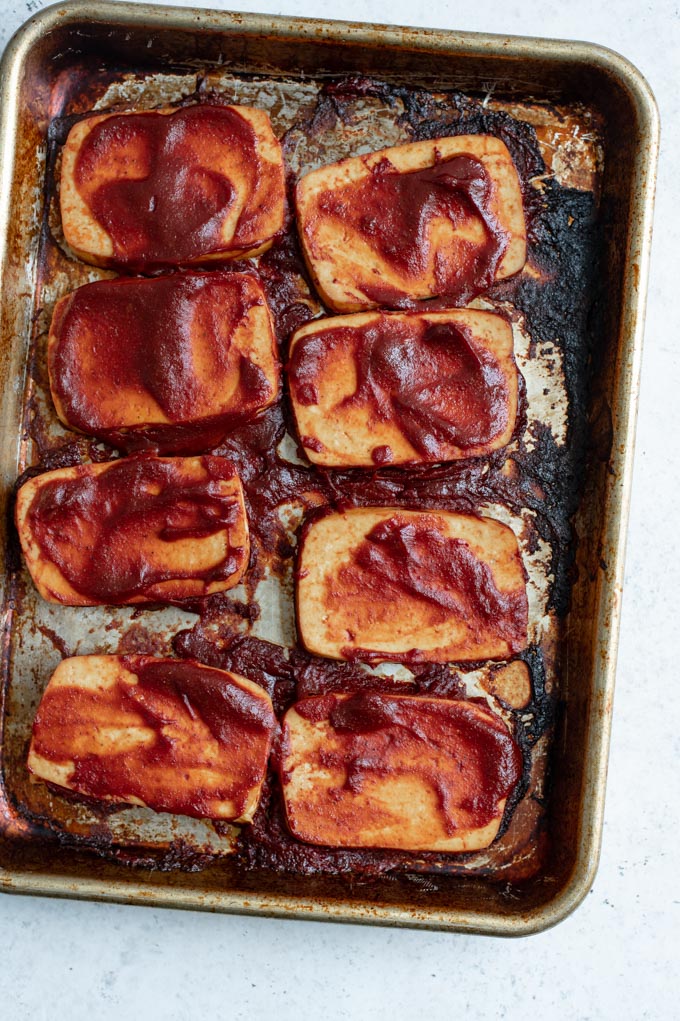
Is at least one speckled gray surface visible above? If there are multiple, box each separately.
[1,1,678,1018]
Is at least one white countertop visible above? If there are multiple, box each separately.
[1,1,678,1017]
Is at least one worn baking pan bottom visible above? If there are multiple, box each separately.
[0,1,658,935]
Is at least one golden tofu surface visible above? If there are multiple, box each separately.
[60,104,285,269]
[297,507,528,663]
[280,693,522,851]
[49,272,279,453]
[295,135,526,312]
[15,456,249,605]
[28,655,276,821]
[288,309,519,467]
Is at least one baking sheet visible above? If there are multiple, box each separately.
[0,1,659,935]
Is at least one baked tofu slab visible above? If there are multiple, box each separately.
[48,272,279,454]
[60,105,285,269]
[295,134,526,312]
[15,456,250,605]
[288,308,519,466]
[28,655,277,821]
[280,693,522,851]
[297,507,528,663]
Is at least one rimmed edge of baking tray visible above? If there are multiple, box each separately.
[0,0,660,936]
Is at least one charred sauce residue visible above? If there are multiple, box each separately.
[50,272,275,454]
[73,105,280,265]
[25,456,245,602]
[306,154,508,306]
[174,627,437,717]
[321,514,527,660]
[30,657,276,819]
[286,693,522,838]
[288,315,512,460]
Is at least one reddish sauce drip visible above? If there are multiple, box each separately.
[74,106,274,264]
[314,155,508,305]
[28,457,244,602]
[371,446,394,466]
[51,273,274,453]
[31,658,276,819]
[288,317,510,458]
[331,514,527,658]
[291,693,522,834]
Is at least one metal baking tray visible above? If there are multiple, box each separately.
[0,0,659,934]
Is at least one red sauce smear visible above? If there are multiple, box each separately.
[27,457,245,602]
[74,105,278,266]
[50,273,275,454]
[312,155,508,306]
[31,657,276,819]
[326,514,527,661]
[288,316,511,459]
[290,693,522,835]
